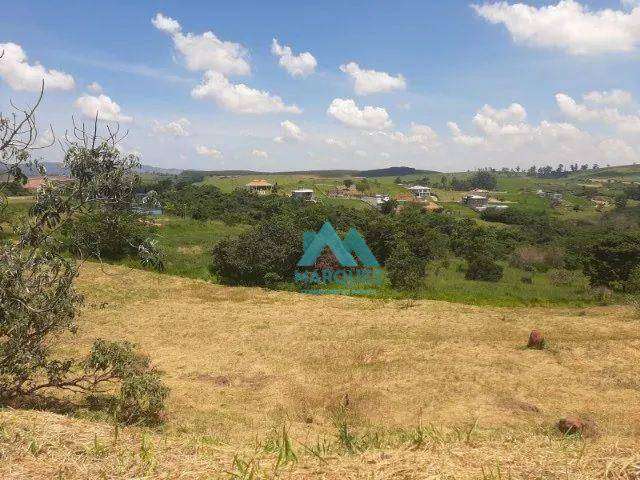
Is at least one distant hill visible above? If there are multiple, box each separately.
[25,162,182,177]
[358,166,438,177]
[176,166,439,183]
[25,164,440,181]
[567,164,640,181]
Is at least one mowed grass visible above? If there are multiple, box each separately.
[1,263,639,479]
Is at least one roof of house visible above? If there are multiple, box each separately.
[394,193,421,202]
[245,179,273,187]
[465,195,488,200]
[292,189,314,193]
[24,176,73,190]
[408,185,430,190]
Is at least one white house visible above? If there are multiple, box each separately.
[408,185,431,199]
[292,189,315,202]
[461,194,489,211]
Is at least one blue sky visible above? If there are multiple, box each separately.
[1,0,639,171]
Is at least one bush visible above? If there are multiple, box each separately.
[210,215,302,286]
[86,340,168,425]
[64,210,152,260]
[583,232,640,290]
[469,170,498,190]
[386,242,425,291]
[465,255,504,282]
[626,265,640,294]
[614,194,628,209]
[548,268,572,286]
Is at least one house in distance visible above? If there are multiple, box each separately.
[24,176,74,192]
[407,185,431,199]
[291,188,316,202]
[245,179,274,195]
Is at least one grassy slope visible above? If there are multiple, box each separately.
[1,195,604,307]
[117,215,248,280]
[2,263,639,479]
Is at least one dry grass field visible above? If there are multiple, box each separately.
[1,263,640,479]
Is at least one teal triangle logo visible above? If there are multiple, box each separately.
[297,221,380,268]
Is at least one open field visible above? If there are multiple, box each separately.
[2,263,639,479]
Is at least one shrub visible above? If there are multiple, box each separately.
[210,215,302,286]
[626,265,640,294]
[614,194,628,209]
[548,268,572,286]
[86,339,168,425]
[386,242,425,291]
[465,255,504,282]
[583,232,640,290]
[0,256,168,424]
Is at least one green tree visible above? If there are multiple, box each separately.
[355,179,370,192]
[468,170,498,190]
[0,117,168,423]
[583,232,640,290]
[465,254,504,282]
[210,214,302,286]
[61,142,161,265]
[386,241,425,291]
[614,193,628,209]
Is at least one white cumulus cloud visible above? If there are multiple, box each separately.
[0,42,75,91]
[196,145,222,158]
[369,123,440,151]
[598,138,639,163]
[583,89,633,107]
[152,12,250,76]
[274,120,305,143]
[448,101,589,152]
[339,62,406,95]
[327,98,392,130]
[153,118,191,137]
[472,0,640,55]
[271,39,317,77]
[74,93,133,123]
[252,149,268,158]
[191,71,301,115]
[448,121,486,147]
[556,93,640,132]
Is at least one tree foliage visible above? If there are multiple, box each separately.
[0,106,168,423]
